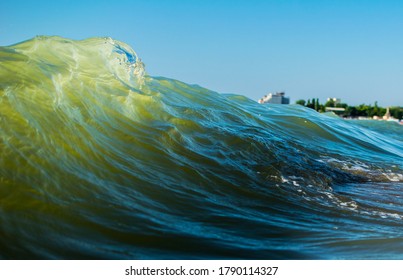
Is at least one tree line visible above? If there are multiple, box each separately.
[295,98,403,120]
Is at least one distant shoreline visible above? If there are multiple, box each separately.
[294,98,403,121]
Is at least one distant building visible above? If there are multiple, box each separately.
[325,107,345,112]
[258,92,290,104]
[327,97,341,106]
[383,107,391,120]
[325,97,344,113]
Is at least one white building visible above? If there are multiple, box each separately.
[258,92,290,104]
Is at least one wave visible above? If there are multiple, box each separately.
[1,36,402,259]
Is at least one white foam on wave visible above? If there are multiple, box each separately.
[318,157,403,182]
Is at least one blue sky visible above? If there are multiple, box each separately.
[1,0,402,106]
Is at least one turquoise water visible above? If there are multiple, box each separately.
[0,36,402,259]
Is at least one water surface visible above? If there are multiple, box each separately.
[0,36,402,259]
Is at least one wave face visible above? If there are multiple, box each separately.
[1,36,403,259]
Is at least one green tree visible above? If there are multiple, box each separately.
[307,98,315,109]
[325,99,335,107]
[356,104,370,117]
[315,98,320,111]
[372,101,380,117]
[296,99,306,106]
[337,103,348,108]
[346,106,358,117]
[390,107,403,120]
[293,97,396,119]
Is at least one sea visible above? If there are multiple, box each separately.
[0,36,402,259]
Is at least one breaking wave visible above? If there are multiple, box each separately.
[0,36,402,259]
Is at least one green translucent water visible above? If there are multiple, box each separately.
[1,36,402,259]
